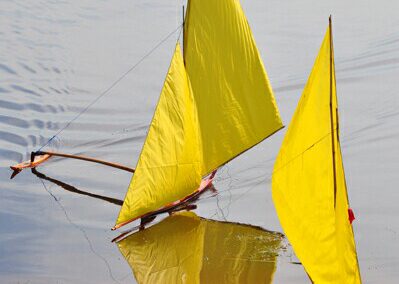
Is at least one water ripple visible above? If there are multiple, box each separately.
[0,63,18,75]
[0,99,62,113]
[18,62,37,74]
[0,87,10,93]
[10,84,41,97]
[0,115,30,129]
[0,149,23,163]
[0,131,28,147]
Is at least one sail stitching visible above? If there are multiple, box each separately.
[272,129,338,174]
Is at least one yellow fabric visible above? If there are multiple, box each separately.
[116,44,202,226]
[118,212,281,284]
[272,26,361,283]
[184,0,283,175]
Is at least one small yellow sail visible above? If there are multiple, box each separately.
[184,0,283,175]
[118,211,282,284]
[115,44,202,227]
[272,23,361,283]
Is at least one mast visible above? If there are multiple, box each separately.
[329,16,338,207]
[182,5,185,56]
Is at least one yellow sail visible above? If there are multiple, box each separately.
[115,44,202,227]
[184,0,283,175]
[118,212,282,284]
[272,23,361,283]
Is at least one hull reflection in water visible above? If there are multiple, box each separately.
[117,212,284,283]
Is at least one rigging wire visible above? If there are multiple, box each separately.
[37,24,183,152]
[37,177,120,283]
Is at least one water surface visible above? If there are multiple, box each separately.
[1,0,398,283]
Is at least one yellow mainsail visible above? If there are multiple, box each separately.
[271,21,361,283]
[118,212,282,284]
[115,44,202,227]
[184,0,283,175]
[115,0,284,229]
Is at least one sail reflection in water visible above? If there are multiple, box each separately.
[117,212,283,283]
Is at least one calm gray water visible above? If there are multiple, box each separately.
[1,0,398,283]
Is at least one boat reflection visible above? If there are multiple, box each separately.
[30,168,284,283]
[117,211,284,284]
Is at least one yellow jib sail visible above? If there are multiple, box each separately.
[115,44,202,227]
[118,212,282,284]
[184,0,283,175]
[272,22,361,283]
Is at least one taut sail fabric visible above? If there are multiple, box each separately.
[115,44,202,227]
[118,212,282,284]
[272,25,361,283]
[184,0,283,175]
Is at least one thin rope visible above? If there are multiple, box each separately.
[37,178,120,283]
[37,24,183,152]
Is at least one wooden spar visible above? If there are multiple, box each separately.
[182,5,185,55]
[182,5,185,25]
[329,15,338,208]
[10,151,135,178]
[35,151,135,173]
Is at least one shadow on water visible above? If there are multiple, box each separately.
[29,166,216,229]
[117,211,284,284]
[31,168,123,206]
[29,167,121,283]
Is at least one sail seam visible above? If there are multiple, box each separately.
[273,129,338,174]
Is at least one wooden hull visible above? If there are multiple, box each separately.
[10,154,51,179]
[111,171,216,238]
[10,154,51,171]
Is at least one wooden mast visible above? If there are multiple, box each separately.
[182,4,185,56]
[329,16,338,207]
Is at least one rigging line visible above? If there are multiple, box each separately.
[106,27,183,139]
[196,166,264,203]
[37,23,183,152]
[208,175,270,219]
[198,173,269,203]
[37,177,121,284]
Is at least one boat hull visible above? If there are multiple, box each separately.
[111,171,216,237]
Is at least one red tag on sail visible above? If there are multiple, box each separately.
[348,208,355,224]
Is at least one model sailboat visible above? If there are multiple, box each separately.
[113,0,283,230]
[11,0,283,230]
[118,211,283,284]
[271,18,361,283]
